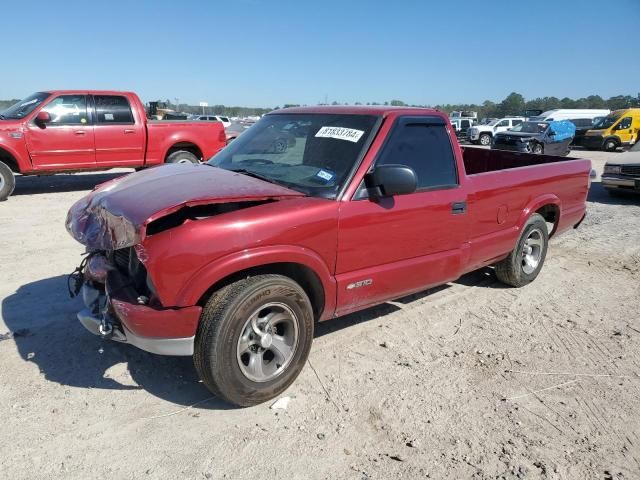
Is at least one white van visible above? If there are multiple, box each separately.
[529,109,610,122]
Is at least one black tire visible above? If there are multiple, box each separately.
[194,274,314,407]
[494,213,549,287]
[604,139,618,152]
[479,133,492,146]
[532,143,544,155]
[165,150,199,164]
[0,162,16,201]
[272,138,288,153]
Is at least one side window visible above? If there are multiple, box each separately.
[377,120,458,190]
[618,117,632,130]
[497,120,509,127]
[512,119,523,126]
[94,95,134,124]
[41,95,88,125]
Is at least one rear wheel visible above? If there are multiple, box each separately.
[479,133,492,146]
[166,150,199,164]
[194,274,314,407]
[0,162,16,201]
[495,213,548,287]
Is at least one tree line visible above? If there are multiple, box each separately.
[431,92,640,119]
[2,92,639,118]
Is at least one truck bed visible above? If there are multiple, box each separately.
[461,146,580,175]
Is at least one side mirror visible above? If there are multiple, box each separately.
[35,111,51,124]
[366,164,417,198]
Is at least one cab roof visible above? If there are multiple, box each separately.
[269,105,444,118]
[42,90,137,96]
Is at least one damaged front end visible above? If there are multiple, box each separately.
[70,248,201,356]
[65,165,305,355]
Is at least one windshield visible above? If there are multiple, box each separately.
[509,122,548,134]
[487,119,499,126]
[0,92,51,120]
[593,114,621,130]
[208,113,379,198]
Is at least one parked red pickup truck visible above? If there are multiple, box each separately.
[66,106,591,406]
[0,90,226,200]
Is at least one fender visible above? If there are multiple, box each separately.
[517,193,560,234]
[0,138,31,173]
[174,245,337,319]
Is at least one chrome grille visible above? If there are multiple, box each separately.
[621,165,640,176]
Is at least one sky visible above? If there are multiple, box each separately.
[2,0,639,108]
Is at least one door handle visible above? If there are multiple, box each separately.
[451,201,467,214]
[74,131,86,135]
[124,129,136,134]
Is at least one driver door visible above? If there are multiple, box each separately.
[25,94,95,169]
[335,117,468,316]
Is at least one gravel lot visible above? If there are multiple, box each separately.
[1,149,639,480]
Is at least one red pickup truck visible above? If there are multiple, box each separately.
[66,106,591,406]
[0,90,226,200]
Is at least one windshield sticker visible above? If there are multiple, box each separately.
[315,126,365,143]
[316,169,335,182]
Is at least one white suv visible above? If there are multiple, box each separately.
[194,115,231,128]
[468,117,525,146]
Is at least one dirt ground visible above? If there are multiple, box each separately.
[1,149,639,480]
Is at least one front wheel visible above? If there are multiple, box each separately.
[0,162,16,201]
[494,213,548,287]
[604,139,618,152]
[532,143,544,155]
[479,133,492,146]
[194,274,314,407]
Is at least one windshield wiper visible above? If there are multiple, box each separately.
[228,168,307,195]
[229,168,280,184]
[0,114,6,120]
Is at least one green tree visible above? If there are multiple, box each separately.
[497,92,525,117]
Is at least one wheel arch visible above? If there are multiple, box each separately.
[0,146,22,173]
[517,194,561,237]
[603,135,621,147]
[164,142,203,162]
[174,246,337,321]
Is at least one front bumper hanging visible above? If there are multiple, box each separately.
[74,254,201,356]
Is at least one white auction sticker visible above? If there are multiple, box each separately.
[315,126,364,143]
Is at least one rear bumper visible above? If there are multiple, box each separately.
[77,270,201,356]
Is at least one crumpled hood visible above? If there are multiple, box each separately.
[66,163,304,250]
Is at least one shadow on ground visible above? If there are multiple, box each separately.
[1,269,497,408]
[13,171,131,196]
[587,180,640,206]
